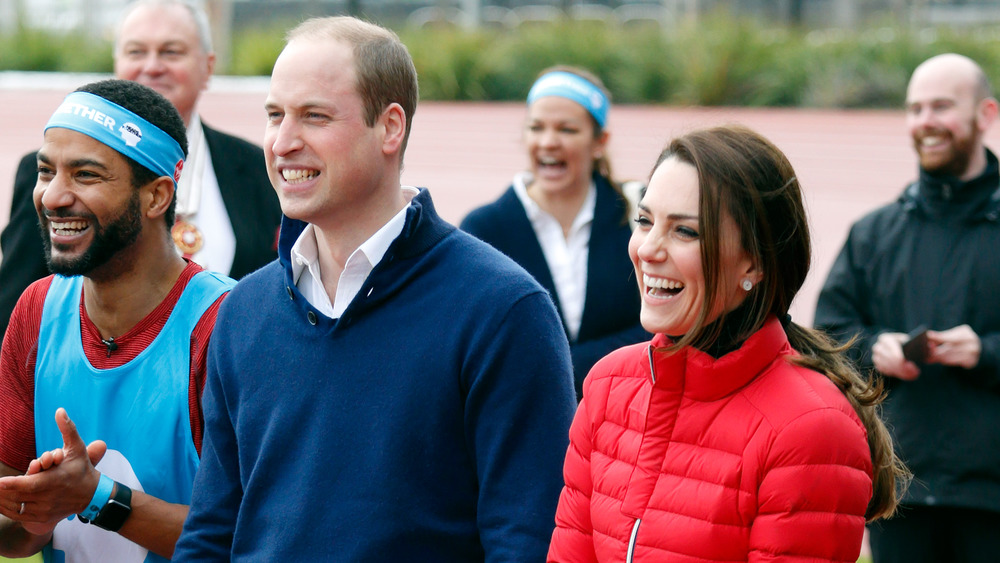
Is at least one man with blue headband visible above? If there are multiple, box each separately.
[0,79,235,563]
[0,0,282,348]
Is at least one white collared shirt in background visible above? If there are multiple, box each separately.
[513,172,595,341]
[178,113,236,275]
[291,186,419,319]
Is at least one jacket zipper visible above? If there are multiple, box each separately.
[647,345,656,384]
[626,518,641,562]
[626,346,656,561]
[626,346,656,560]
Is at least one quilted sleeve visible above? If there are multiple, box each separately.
[548,380,599,563]
[749,407,873,562]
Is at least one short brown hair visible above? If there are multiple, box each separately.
[287,17,419,159]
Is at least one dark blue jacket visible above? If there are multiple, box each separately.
[174,189,577,561]
[461,175,649,397]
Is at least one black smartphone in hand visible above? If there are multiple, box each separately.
[902,326,929,364]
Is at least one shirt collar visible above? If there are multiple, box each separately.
[357,186,419,267]
[513,172,597,233]
[290,223,321,286]
[186,112,202,143]
[289,186,419,286]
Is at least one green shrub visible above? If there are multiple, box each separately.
[668,13,808,106]
[486,22,630,99]
[228,23,292,76]
[606,26,677,104]
[8,15,1000,109]
[401,27,497,100]
[0,27,112,72]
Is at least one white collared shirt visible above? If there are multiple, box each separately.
[291,187,419,319]
[513,172,595,340]
[176,113,236,275]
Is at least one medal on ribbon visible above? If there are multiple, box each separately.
[171,219,204,258]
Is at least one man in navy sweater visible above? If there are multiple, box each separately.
[173,16,577,562]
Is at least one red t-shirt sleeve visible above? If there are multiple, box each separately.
[189,294,226,455]
[0,277,53,472]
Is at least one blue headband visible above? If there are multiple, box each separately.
[45,91,185,186]
[526,71,609,128]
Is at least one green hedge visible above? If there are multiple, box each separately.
[5,15,1000,109]
[0,27,114,73]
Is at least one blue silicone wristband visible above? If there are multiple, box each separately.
[79,473,114,521]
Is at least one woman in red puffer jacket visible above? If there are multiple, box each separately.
[547,125,909,562]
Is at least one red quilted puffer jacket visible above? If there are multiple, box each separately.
[548,317,873,562]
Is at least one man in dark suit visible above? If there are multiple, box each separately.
[0,0,281,343]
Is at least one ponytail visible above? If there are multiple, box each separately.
[656,125,911,521]
[784,322,911,521]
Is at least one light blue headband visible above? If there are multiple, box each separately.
[526,71,609,128]
[45,91,185,186]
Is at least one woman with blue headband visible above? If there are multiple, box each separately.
[461,65,648,399]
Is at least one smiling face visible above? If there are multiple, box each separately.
[629,155,755,337]
[905,55,993,180]
[35,129,144,277]
[524,96,607,196]
[114,3,214,125]
[264,37,392,231]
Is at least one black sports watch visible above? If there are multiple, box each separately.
[84,481,133,532]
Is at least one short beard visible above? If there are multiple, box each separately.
[918,118,979,177]
[41,190,143,277]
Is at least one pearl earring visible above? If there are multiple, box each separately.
[742,279,753,291]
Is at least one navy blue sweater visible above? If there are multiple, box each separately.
[174,189,577,561]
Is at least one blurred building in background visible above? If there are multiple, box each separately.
[6,0,1000,30]
[2,0,999,70]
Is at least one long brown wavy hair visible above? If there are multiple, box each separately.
[648,124,909,521]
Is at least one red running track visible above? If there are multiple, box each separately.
[5,84,988,328]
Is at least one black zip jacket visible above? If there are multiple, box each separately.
[815,148,1000,512]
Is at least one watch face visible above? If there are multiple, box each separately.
[92,483,133,532]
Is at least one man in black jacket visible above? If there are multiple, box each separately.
[815,53,1000,562]
[0,0,281,343]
